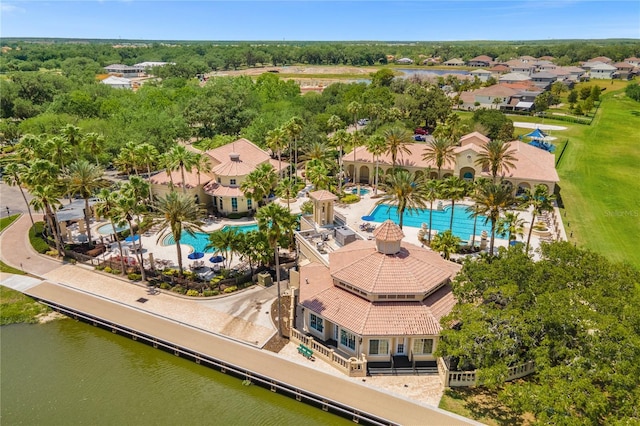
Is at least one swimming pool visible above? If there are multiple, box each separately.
[97,223,129,235]
[163,223,259,253]
[350,187,370,196]
[369,204,492,241]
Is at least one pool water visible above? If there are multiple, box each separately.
[369,204,492,242]
[97,223,129,235]
[350,188,370,196]
[163,224,259,253]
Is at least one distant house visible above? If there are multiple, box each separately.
[613,62,635,80]
[530,71,558,89]
[133,61,171,75]
[489,64,510,74]
[588,56,612,64]
[103,64,139,78]
[396,57,414,65]
[443,58,465,67]
[589,63,617,79]
[467,55,493,67]
[624,57,640,67]
[518,55,537,63]
[505,60,535,76]
[471,85,518,109]
[499,72,532,84]
[532,60,557,72]
[101,75,132,89]
[470,69,493,82]
[421,57,441,65]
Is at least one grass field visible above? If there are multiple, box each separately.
[0,285,51,325]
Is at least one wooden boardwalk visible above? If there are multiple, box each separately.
[26,281,476,426]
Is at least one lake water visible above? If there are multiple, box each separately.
[397,68,471,77]
[0,320,349,425]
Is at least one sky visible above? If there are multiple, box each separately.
[1,1,639,41]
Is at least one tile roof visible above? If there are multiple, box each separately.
[469,55,493,62]
[202,182,244,197]
[211,159,255,176]
[149,168,213,188]
[309,190,338,201]
[472,85,519,97]
[372,220,405,242]
[459,131,490,146]
[499,72,532,81]
[205,138,272,170]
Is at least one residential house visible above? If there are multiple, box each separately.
[489,64,510,74]
[342,132,559,194]
[296,219,461,368]
[396,57,414,65]
[504,90,542,112]
[470,69,493,82]
[505,60,535,76]
[589,62,617,79]
[471,85,518,109]
[532,60,557,72]
[421,57,442,65]
[104,64,139,78]
[518,55,537,63]
[443,58,465,67]
[530,71,559,89]
[624,57,640,67]
[100,75,132,89]
[499,72,532,84]
[588,56,612,64]
[467,55,493,67]
[613,62,635,80]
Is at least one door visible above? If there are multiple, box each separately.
[396,338,406,355]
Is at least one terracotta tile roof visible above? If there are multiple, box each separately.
[309,190,338,201]
[500,81,540,91]
[502,140,559,182]
[211,159,255,176]
[328,240,461,295]
[149,169,213,188]
[372,220,405,241]
[459,131,490,146]
[469,55,493,62]
[205,138,272,169]
[343,143,456,170]
[202,182,244,197]
[490,64,509,72]
[471,85,519,97]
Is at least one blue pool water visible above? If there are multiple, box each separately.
[369,204,491,242]
[97,223,129,235]
[163,224,259,253]
[351,188,370,196]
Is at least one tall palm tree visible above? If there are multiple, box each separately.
[265,127,288,177]
[94,188,126,275]
[155,191,203,276]
[422,137,456,179]
[522,184,556,252]
[326,114,344,134]
[16,134,46,161]
[465,178,489,248]
[240,163,277,207]
[329,129,351,192]
[134,143,159,202]
[283,116,304,181]
[193,152,212,187]
[168,145,198,194]
[206,227,241,270]
[423,178,442,245]
[472,182,517,255]
[366,134,386,195]
[115,141,140,176]
[83,132,104,166]
[24,159,60,187]
[30,184,65,256]
[61,124,83,161]
[347,101,362,131]
[256,203,295,337]
[276,177,304,212]
[497,211,526,243]
[442,176,468,231]
[120,176,150,273]
[306,163,334,192]
[158,152,175,187]
[430,230,461,260]
[2,162,35,226]
[377,170,428,229]
[382,126,413,169]
[475,139,517,183]
[64,160,107,248]
[45,136,71,172]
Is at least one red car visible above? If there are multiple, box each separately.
[414,127,428,135]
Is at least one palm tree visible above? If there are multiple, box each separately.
[120,176,151,275]
[158,152,175,187]
[283,116,304,181]
[241,163,277,207]
[24,159,60,188]
[94,189,126,275]
[347,101,362,131]
[366,134,386,195]
[465,178,489,248]
[206,227,241,270]
[329,129,351,192]
[326,114,344,133]
[276,177,304,212]
[115,141,139,176]
[377,170,428,229]
[134,143,159,202]
[235,230,261,276]
[475,139,517,183]
[256,202,295,337]
[472,182,517,255]
[442,176,468,231]
[522,184,556,252]
[82,133,104,166]
[16,134,46,161]
[193,152,212,187]
[155,191,203,276]
[61,124,83,161]
[497,211,526,243]
[306,163,334,191]
[423,178,442,245]
[64,160,107,248]
[430,230,461,260]
[382,126,413,169]
[2,162,35,226]
[422,137,456,179]
[45,136,71,172]
[167,145,198,194]
[30,184,64,256]
[265,127,288,177]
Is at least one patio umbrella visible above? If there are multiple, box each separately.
[188,251,205,260]
[209,255,225,264]
[124,234,140,242]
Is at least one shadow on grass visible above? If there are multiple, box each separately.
[441,387,526,426]
[631,111,640,117]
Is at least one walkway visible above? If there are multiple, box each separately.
[1,214,477,425]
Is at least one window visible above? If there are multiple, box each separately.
[310,314,323,333]
[218,198,223,209]
[247,198,252,210]
[413,338,434,355]
[230,179,236,186]
[231,198,238,212]
[217,177,221,183]
[340,329,356,350]
[368,339,389,355]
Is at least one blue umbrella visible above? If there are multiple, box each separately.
[209,255,225,263]
[188,251,205,260]
[125,234,140,242]
[361,215,375,221]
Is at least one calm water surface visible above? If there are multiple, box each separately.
[1,320,349,425]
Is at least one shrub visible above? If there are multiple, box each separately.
[45,250,59,257]
[300,200,314,215]
[127,273,142,281]
[111,269,121,275]
[171,285,187,295]
[340,193,360,204]
[29,222,50,253]
[95,265,105,271]
[186,289,200,297]
[223,285,238,294]
[226,213,245,219]
[203,290,219,297]
[159,282,172,290]
[103,266,113,274]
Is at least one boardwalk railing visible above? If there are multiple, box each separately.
[290,328,367,377]
[438,358,535,387]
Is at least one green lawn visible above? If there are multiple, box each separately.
[0,285,50,325]
[0,214,19,232]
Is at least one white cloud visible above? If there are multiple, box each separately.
[0,3,26,13]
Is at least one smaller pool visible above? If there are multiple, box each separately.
[351,187,370,196]
[163,223,259,253]
[97,223,129,235]
[221,224,259,233]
